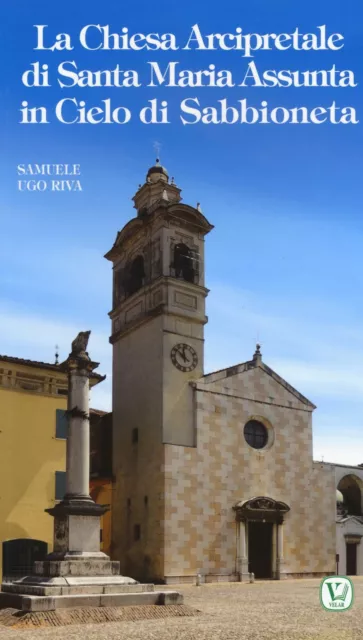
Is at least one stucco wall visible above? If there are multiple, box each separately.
[0,369,67,578]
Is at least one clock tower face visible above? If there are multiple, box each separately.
[171,343,198,372]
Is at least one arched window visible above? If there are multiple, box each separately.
[244,420,268,449]
[126,255,145,296]
[338,475,362,516]
[174,243,195,283]
[2,539,48,580]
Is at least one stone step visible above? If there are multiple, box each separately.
[0,590,183,612]
[2,582,155,597]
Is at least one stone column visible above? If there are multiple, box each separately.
[277,523,283,559]
[238,520,249,581]
[45,331,110,562]
[65,357,92,502]
[276,523,286,579]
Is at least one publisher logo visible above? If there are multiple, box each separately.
[320,577,354,611]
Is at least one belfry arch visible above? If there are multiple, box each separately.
[337,474,363,516]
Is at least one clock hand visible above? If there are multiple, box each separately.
[180,346,187,362]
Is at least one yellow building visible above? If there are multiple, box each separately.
[0,355,103,579]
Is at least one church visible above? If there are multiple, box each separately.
[104,159,363,583]
[3,158,363,585]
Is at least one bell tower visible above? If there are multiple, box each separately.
[105,160,213,579]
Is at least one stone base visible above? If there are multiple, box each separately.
[48,507,107,560]
[0,498,185,613]
[164,573,240,585]
[239,572,251,582]
[0,590,183,612]
[33,559,121,577]
[0,566,184,612]
[238,558,250,582]
[2,575,142,596]
[276,559,288,580]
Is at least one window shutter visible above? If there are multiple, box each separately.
[55,471,66,501]
[56,409,68,439]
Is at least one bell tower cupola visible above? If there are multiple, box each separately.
[133,158,182,213]
[105,159,213,343]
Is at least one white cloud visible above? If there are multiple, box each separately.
[268,359,363,399]
[313,435,363,467]
[0,303,111,382]
[206,281,363,399]
[0,240,111,312]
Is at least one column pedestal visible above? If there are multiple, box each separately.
[46,501,109,562]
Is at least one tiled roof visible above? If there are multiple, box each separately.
[0,354,105,381]
[89,408,109,416]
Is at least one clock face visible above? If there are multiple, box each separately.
[171,343,198,372]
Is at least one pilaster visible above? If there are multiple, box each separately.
[237,520,249,581]
[276,523,287,579]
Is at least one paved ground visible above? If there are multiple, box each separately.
[0,578,362,639]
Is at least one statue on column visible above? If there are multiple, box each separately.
[71,330,91,357]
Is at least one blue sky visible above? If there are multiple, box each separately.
[1,0,363,464]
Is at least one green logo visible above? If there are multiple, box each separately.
[320,577,354,611]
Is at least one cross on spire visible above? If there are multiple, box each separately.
[153,141,162,160]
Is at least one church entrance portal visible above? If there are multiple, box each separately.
[248,521,273,578]
[346,543,357,576]
[234,496,290,580]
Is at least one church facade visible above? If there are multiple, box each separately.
[104,160,356,583]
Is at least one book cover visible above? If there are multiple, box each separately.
[1,0,363,607]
